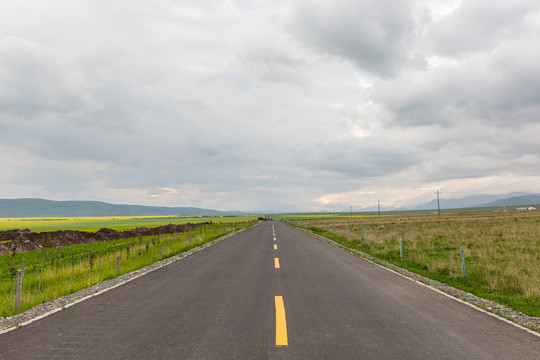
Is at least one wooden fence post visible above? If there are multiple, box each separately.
[460,247,467,278]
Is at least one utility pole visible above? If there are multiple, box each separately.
[350,205,352,218]
[377,200,381,217]
[436,190,441,218]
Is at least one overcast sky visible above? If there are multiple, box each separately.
[1,0,540,212]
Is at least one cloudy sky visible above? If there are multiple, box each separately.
[1,0,540,212]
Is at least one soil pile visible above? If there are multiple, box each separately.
[0,223,209,255]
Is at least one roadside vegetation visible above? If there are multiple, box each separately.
[0,221,254,318]
[282,211,540,317]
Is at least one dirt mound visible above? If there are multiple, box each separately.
[0,223,209,255]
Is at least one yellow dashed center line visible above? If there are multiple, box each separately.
[272,225,287,347]
[275,296,288,346]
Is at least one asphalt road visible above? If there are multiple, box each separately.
[0,221,538,359]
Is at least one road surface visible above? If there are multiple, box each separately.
[0,221,538,359]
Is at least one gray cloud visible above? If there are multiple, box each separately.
[240,35,311,85]
[0,37,84,117]
[1,0,540,212]
[297,137,420,179]
[288,0,419,78]
[427,0,537,56]
[369,0,540,130]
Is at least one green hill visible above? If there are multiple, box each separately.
[0,198,227,217]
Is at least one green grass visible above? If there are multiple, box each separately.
[287,211,540,317]
[0,215,260,232]
[0,222,254,318]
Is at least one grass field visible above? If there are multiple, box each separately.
[0,221,255,318]
[283,211,540,317]
[0,215,260,232]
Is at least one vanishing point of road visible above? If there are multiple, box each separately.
[0,222,538,359]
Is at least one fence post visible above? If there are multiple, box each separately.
[15,270,22,310]
[364,231,368,246]
[460,247,467,278]
[99,242,102,269]
[399,239,403,258]
[88,249,93,275]
[117,256,121,274]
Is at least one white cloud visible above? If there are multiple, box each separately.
[426,0,538,56]
[1,0,540,212]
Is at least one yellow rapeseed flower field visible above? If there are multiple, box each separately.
[0,215,258,232]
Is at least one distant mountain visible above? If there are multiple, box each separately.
[0,198,229,217]
[477,195,540,208]
[414,192,540,210]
